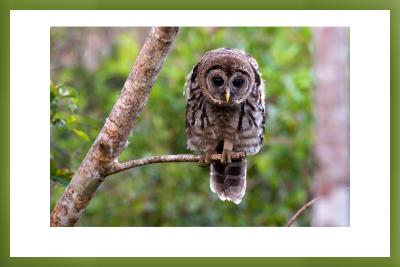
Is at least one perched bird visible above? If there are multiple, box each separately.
[185,48,266,204]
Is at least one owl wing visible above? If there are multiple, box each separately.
[185,64,206,151]
[234,79,266,155]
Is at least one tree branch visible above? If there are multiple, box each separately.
[286,197,318,227]
[107,152,246,175]
[50,27,179,227]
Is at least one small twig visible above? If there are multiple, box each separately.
[286,197,319,227]
[108,152,246,175]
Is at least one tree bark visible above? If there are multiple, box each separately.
[50,27,179,227]
[312,27,350,226]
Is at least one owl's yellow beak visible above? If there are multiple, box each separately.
[225,90,230,103]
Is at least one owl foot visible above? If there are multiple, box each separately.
[221,149,232,164]
[199,150,214,167]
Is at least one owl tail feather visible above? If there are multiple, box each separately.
[210,158,247,204]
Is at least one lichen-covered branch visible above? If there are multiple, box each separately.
[50,27,179,227]
[107,152,246,175]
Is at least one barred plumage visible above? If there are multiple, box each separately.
[185,48,265,204]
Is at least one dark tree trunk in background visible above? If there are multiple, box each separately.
[312,28,350,226]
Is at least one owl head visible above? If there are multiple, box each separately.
[190,48,261,107]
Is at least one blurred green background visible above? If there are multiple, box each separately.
[50,27,314,226]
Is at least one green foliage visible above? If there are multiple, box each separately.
[50,82,84,186]
[50,27,314,226]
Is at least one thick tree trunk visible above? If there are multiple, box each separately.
[312,27,350,226]
[50,27,179,227]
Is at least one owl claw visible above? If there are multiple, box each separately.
[221,149,232,164]
[199,150,214,167]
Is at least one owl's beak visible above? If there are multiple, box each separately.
[225,89,230,103]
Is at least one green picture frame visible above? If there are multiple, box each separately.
[1,0,398,266]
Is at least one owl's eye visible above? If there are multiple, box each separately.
[212,76,224,87]
[232,77,244,87]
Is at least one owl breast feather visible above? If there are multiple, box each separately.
[185,91,265,155]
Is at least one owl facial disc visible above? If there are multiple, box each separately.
[196,48,257,107]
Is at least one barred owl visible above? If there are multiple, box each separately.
[185,48,265,204]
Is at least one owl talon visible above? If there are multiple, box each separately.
[199,150,214,166]
[221,149,232,164]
